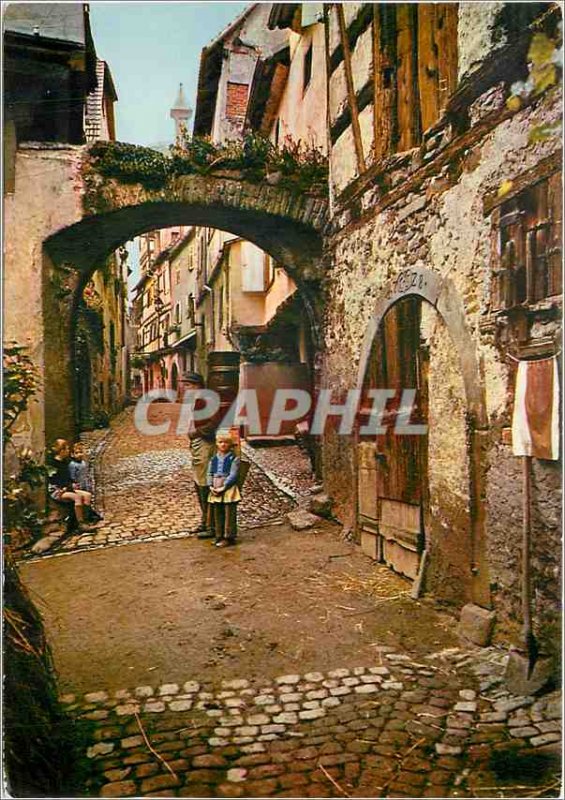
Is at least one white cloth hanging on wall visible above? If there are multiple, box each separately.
[512,356,560,460]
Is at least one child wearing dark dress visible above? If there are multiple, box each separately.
[207,431,241,548]
[47,439,99,531]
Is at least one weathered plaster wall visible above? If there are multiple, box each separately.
[424,307,473,603]
[457,2,506,82]
[323,85,562,624]
[274,23,328,151]
[486,444,562,652]
[91,254,126,418]
[4,145,83,457]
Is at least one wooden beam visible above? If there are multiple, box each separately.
[372,4,393,162]
[417,4,440,133]
[337,3,366,173]
[331,100,560,233]
[396,4,419,151]
[372,5,381,159]
[483,151,562,214]
[436,4,459,112]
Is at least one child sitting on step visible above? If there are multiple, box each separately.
[48,439,100,531]
[69,442,103,521]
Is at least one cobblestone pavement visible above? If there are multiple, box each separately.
[241,443,318,499]
[26,405,296,559]
[22,405,562,796]
[66,649,561,798]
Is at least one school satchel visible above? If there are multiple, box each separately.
[237,459,251,489]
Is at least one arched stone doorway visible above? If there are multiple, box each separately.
[38,143,328,447]
[356,267,490,608]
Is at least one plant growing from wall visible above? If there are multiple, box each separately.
[49,264,74,301]
[237,330,299,363]
[130,353,149,370]
[77,301,105,353]
[88,140,170,189]
[3,345,47,546]
[110,345,118,374]
[3,344,40,448]
[97,257,114,288]
[506,21,562,144]
[87,133,328,197]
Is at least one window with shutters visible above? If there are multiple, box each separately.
[372,3,458,161]
[491,173,562,312]
[186,294,195,322]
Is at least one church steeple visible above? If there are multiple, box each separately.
[170,83,192,140]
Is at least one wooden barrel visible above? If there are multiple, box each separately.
[207,351,241,429]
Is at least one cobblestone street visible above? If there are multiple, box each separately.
[26,406,298,559]
[19,403,562,797]
[59,652,561,799]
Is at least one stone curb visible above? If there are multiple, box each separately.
[241,442,301,503]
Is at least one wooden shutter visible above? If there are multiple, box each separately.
[531,182,550,302]
[500,201,527,307]
[547,172,562,297]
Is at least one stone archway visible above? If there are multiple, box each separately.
[356,266,490,607]
[37,143,328,446]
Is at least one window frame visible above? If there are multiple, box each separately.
[490,173,562,314]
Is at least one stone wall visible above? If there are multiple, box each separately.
[457,2,506,82]
[424,307,473,605]
[322,51,562,640]
[4,144,84,456]
[486,441,562,652]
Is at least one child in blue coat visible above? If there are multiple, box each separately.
[207,430,241,547]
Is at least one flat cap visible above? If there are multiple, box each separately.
[182,371,204,386]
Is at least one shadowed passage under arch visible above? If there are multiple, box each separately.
[41,146,329,445]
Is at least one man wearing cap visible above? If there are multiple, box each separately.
[182,371,217,538]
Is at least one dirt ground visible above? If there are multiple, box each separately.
[20,520,460,696]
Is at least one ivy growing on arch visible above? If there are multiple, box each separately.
[87,132,328,196]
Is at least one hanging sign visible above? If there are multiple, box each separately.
[512,356,560,460]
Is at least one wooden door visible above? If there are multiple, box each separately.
[358,297,428,579]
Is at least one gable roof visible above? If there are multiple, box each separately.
[4,3,87,45]
[193,4,259,136]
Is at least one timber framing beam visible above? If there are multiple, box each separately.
[483,151,563,215]
[337,4,366,174]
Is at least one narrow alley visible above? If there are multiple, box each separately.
[19,410,561,798]
[4,1,562,797]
